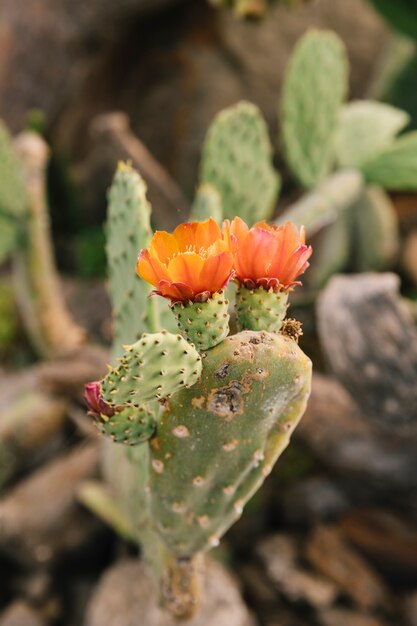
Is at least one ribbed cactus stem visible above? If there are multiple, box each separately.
[171,291,230,351]
[235,287,289,332]
[12,132,85,357]
[160,552,204,619]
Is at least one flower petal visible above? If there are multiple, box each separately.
[149,231,179,263]
[167,253,205,293]
[199,251,234,293]
[137,249,170,286]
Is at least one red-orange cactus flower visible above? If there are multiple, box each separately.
[137,218,234,303]
[225,217,312,290]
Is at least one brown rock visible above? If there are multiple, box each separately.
[297,374,417,495]
[306,526,388,610]
[317,273,417,435]
[318,608,387,626]
[0,602,45,626]
[339,509,417,583]
[0,444,100,566]
[85,557,255,626]
[257,534,338,609]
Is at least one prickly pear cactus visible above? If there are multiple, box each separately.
[88,155,312,619]
[171,292,230,351]
[281,30,348,189]
[106,162,155,355]
[235,288,288,332]
[200,101,280,225]
[101,331,202,406]
[150,331,311,556]
[190,184,223,225]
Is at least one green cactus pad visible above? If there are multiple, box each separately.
[101,331,202,407]
[352,186,399,271]
[96,405,157,446]
[200,101,280,225]
[171,292,230,351]
[106,162,154,357]
[281,30,348,188]
[360,131,417,191]
[235,287,288,332]
[336,101,410,169]
[149,330,311,557]
[190,184,223,225]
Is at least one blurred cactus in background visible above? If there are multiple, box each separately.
[86,163,312,618]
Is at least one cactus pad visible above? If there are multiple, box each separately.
[200,101,280,225]
[96,405,157,446]
[149,330,311,557]
[101,331,202,407]
[171,292,230,351]
[336,100,410,169]
[235,287,288,332]
[190,184,223,225]
[360,131,417,191]
[281,30,348,188]
[106,163,154,356]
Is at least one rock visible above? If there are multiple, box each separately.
[0,601,45,626]
[0,0,182,132]
[317,273,417,435]
[297,374,417,497]
[306,526,388,610]
[0,444,100,566]
[339,509,417,584]
[0,389,67,489]
[257,534,338,609]
[318,608,387,626]
[85,557,255,626]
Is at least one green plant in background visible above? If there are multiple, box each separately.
[200,101,280,224]
[276,29,417,288]
[85,162,312,618]
[0,121,27,264]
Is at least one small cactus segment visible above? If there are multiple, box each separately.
[281,30,348,188]
[106,162,154,357]
[149,330,312,557]
[336,101,410,169]
[96,405,157,446]
[171,292,229,351]
[190,184,223,225]
[101,331,202,407]
[352,186,399,271]
[235,287,288,332]
[360,131,417,191]
[276,170,364,237]
[200,101,280,225]
[0,120,27,262]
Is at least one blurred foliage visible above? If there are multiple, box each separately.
[368,0,417,40]
[73,227,107,278]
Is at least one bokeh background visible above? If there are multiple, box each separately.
[1,1,417,625]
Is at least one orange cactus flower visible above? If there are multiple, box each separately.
[137,218,234,303]
[225,217,312,290]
